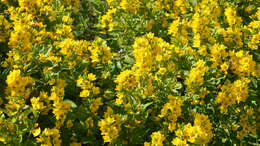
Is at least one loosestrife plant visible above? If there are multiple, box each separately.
[0,0,259,145]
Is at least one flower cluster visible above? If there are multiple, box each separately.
[172,113,213,145]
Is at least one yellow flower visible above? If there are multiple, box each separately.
[106,0,114,5]
[115,70,137,90]
[115,98,123,105]
[98,114,121,143]
[90,97,103,113]
[79,90,90,97]
[88,73,96,81]
[76,76,84,86]
[92,87,100,95]
[31,128,41,137]
[0,137,6,143]
[188,114,213,144]
[185,60,208,90]
[171,137,186,146]
[168,20,180,37]
[85,117,93,128]
[6,69,21,86]
[31,97,45,110]
[193,34,200,48]
[151,131,165,146]
[220,62,229,74]
[158,67,167,75]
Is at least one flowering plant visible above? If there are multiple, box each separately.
[0,0,259,145]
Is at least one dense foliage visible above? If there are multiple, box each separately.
[0,0,259,145]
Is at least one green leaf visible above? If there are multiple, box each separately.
[252,78,258,88]
[222,138,227,143]
[141,102,153,111]
[64,99,77,108]
[116,62,122,69]
[224,128,230,136]
[189,0,197,6]
[124,55,134,64]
